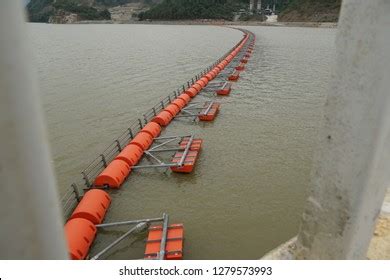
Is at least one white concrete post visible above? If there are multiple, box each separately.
[295,0,390,259]
[0,1,67,259]
[258,0,262,11]
[249,0,254,13]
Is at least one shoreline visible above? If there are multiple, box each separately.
[71,19,338,29]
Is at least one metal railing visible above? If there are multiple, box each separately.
[61,30,253,219]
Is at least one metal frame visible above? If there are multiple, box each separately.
[132,135,195,170]
[175,101,218,120]
[90,214,168,260]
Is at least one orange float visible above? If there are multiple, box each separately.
[208,70,217,79]
[144,224,184,260]
[185,87,199,98]
[70,189,111,225]
[205,73,214,81]
[226,54,234,62]
[172,98,187,110]
[177,93,191,104]
[192,83,203,92]
[65,218,97,260]
[195,79,207,88]
[115,144,144,166]
[211,68,220,76]
[216,64,224,71]
[200,77,209,86]
[164,104,180,117]
[141,122,161,138]
[152,110,174,126]
[130,131,154,150]
[94,159,131,188]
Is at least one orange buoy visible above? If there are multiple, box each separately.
[195,79,207,88]
[192,83,203,92]
[70,189,111,225]
[226,54,234,61]
[130,131,154,150]
[144,224,184,260]
[216,64,224,71]
[65,218,97,260]
[241,58,248,64]
[205,73,214,81]
[164,104,181,117]
[115,143,144,166]
[211,68,220,76]
[94,159,131,188]
[141,122,161,138]
[178,93,191,104]
[185,87,199,98]
[152,110,174,126]
[208,70,217,79]
[200,77,209,86]
[172,98,187,110]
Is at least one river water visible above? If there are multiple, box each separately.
[29,24,336,259]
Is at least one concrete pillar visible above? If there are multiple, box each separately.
[257,0,262,11]
[295,0,390,259]
[249,0,254,13]
[0,1,67,259]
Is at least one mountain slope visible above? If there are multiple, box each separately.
[277,0,342,22]
[26,0,161,22]
[138,0,248,21]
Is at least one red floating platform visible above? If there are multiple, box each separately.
[170,150,200,173]
[235,63,245,71]
[179,137,203,151]
[216,83,232,95]
[228,71,240,81]
[198,102,220,122]
[144,224,184,260]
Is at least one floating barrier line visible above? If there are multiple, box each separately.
[81,42,244,187]
[66,29,251,194]
[62,28,256,260]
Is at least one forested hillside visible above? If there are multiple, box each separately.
[27,0,160,22]
[278,0,342,22]
[27,0,342,23]
[138,0,248,21]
